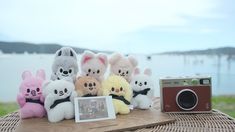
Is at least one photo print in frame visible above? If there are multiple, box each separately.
[74,96,116,123]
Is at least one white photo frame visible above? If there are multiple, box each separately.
[74,96,116,123]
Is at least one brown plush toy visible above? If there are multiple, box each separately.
[75,76,101,97]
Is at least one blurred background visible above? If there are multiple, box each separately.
[0,0,234,117]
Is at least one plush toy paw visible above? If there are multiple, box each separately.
[44,94,55,111]
[138,96,152,109]
[17,93,26,107]
[131,99,138,108]
[70,91,77,104]
[113,100,130,114]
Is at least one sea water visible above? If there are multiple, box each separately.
[0,54,234,102]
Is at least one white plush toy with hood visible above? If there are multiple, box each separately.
[130,68,154,109]
[51,47,78,82]
[109,53,138,82]
[43,79,77,123]
[80,50,108,82]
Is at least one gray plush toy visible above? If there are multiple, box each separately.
[51,47,78,82]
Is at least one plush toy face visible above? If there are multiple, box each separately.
[75,76,101,96]
[111,61,133,81]
[20,70,46,100]
[130,68,154,92]
[55,64,75,80]
[80,51,108,80]
[109,53,138,82]
[52,47,78,80]
[43,80,75,100]
[102,75,132,100]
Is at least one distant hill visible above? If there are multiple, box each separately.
[0,41,111,54]
[158,47,235,55]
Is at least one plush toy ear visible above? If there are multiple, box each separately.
[97,53,108,67]
[56,49,62,57]
[109,53,122,65]
[22,71,32,80]
[42,81,51,89]
[36,69,46,80]
[77,76,82,80]
[69,48,77,57]
[70,50,74,57]
[144,68,152,76]
[81,50,95,65]
[128,56,138,67]
[134,68,140,75]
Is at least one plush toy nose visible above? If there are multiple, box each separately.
[89,87,93,90]
[59,91,64,96]
[63,71,68,74]
[139,83,142,86]
[115,89,119,92]
[89,83,92,87]
[31,90,36,96]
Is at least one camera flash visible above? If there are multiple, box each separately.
[202,79,210,85]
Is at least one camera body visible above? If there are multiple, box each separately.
[160,76,212,113]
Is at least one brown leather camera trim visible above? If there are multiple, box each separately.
[161,86,211,112]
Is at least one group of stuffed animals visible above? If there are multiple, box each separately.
[17,47,155,123]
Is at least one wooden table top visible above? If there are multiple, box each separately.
[1,97,235,132]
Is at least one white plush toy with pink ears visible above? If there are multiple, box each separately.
[130,68,154,109]
[80,50,108,82]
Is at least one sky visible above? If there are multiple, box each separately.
[0,0,235,54]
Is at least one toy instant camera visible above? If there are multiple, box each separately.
[160,76,212,113]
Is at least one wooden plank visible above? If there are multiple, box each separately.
[15,108,175,132]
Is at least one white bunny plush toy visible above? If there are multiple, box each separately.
[130,68,154,109]
[43,79,77,123]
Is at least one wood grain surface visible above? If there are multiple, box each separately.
[15,107,175,132]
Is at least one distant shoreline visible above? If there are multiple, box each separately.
[0,41,235,55]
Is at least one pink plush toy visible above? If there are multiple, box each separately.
[17,69,46,119]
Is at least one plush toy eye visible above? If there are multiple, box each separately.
[54,90,58,94]
[60,68,63,73]
[64,88,68,93]
[93,82,96,86]
[144,82,147,85]
[27,89,30,93]
[97,70,100,74]
[36,88,40,92]
[69,69,72,73]
[126,71,129,74]
[88,69,91,72]
[111,87,115,91]
[135,81,138,84]
[120,87,123,91]
[84,83,88,87]
[118,70,121,73]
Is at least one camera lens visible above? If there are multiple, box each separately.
[176,89,198,111]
